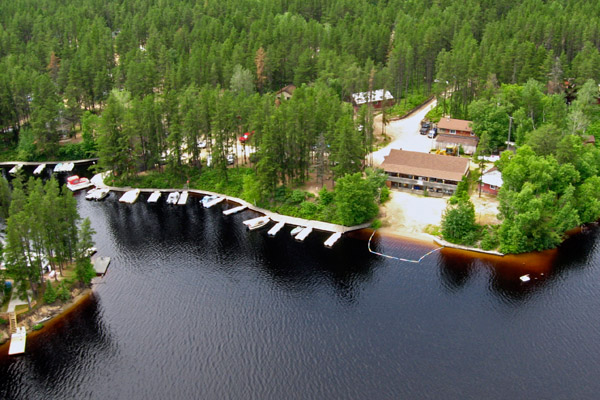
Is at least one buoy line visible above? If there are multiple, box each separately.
[367,230,443,263]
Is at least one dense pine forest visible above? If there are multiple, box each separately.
[1,0,600,251]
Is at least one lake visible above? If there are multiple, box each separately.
[1,186,599,399]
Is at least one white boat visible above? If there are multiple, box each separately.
[85,188,98,200]
[119,189,141,204]
[177,191,188,205]
[66,175,93,191]
[166,192,180,204]
[54,162,74,173]
[290,226,304,237]
[201,195,218,207]
[94,188,110,200]
[202,195,224,208]
[33,164,46,175]
[147,191,162,203]
[8,164,22,175]
[520,274,531,282]
[244,216,270,230]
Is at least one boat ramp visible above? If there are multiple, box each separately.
[223,205,247,215]
[148,191,161,203]
[119,189,141,204]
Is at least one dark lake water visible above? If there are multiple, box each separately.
[1,175,600,399]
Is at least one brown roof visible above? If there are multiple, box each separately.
[276,84,297,95]
[435,134,479,146]
[437,118,473,132]
[381,149,470,181]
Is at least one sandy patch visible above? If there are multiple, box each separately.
[378,191,447,242]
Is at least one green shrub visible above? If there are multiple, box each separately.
[0,318,7,326]
[58,283,71,302]
[379,186,390,203]
[43,281,57,304]
[371,219,382,229]
[32,323,43,331]
[299,201,318,219]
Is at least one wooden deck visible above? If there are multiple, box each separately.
[92,256,111,275]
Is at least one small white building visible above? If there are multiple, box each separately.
[351,89,394,109]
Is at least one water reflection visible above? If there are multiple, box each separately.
[0,294,115,400]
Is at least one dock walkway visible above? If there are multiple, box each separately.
[91,173,372,235]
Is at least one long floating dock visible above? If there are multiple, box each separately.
[223,205,247,215]
[295,226,313,242]
[177,191,189,205]
[92,256,111,275]
[8,327,26,355]
[324,232,342,248]
[268,221,285,236]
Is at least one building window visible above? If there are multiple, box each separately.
[450,129,456,134]
[490,185,497,190]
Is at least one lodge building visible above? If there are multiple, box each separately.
[381,149,470,197]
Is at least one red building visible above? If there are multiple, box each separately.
[437,118,474,137]
[479,167,503,195]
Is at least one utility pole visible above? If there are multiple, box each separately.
[507,116,513,150]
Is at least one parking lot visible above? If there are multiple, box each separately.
[371,98,437,167]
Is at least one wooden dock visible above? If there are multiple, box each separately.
[177,191,188,205]
[324,232,342,248]
[8,164,22,175]
[295,227,313,242]
[223,205,247,215]
[8,327,26,355]
[92,256,111,275]
[33,163,46,175]
[147,191,161,203]
[268,221,285,236]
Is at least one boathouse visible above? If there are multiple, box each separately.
[381,149,470,197]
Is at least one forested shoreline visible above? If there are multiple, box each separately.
[1,0,600,252]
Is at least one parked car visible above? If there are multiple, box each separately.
[227,154,235,165]
[421,121,431,129]
[420,127,428,135]
[239,130,254,143]
[427,129,438,139]
[198,140,207,148]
